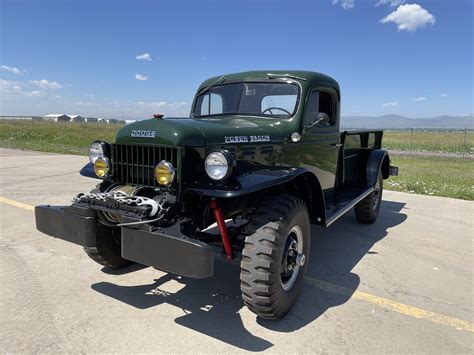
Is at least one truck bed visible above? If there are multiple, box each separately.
[322,129,385,227]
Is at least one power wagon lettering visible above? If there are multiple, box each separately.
[225,135,270,143]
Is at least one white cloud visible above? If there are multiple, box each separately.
[136,53,152,61]
[135,74,148,81]
[29,79,63,89]
[1,65,25,75]
[376,0,404,7]
[135,100,189,116]
[151,101,168,107]
[382,101,398,106]
[412,96,427,101]
[441,93,447,97]
[26,90,47,97]
[332,0,354,10]
[0,79,24,94]
[75,101,99,107]
[380,4,436,32]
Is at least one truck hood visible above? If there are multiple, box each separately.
[115,116,287,146]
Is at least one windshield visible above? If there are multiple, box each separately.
[192,82,300,118]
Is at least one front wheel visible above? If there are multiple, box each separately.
[354,173,383,224]
[83,222,133,269]
[240,195,310,319]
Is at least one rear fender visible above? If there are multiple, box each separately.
[366,149,390,186]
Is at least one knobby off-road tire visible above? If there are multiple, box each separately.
[82,187,132,269]
[240,195,310,319]
[354,172,383,224]
[83,222,133,268]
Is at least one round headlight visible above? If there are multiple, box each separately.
[89,142,105,163]
[205,151,233,181]
[94,157,110,178]
[155,160,175,186]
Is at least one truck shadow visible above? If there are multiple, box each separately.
[91,199,406,351]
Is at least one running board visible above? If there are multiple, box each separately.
[325,187,374,227]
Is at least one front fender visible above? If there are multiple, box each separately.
[185,167,309,198]
[185,167,327,225]
[79,162,101,180]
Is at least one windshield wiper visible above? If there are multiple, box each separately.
[267,73,307,82]
[196,76,226,96]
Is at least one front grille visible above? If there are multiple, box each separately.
[111,144,178,187]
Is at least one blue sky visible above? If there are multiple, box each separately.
[0,0,472,119]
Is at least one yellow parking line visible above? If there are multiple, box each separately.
[0,196,34,211]
[1,195,472,333]
[305,277,473,333]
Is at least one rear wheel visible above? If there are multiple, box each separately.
[354,172,383,224]
[240,195,310,319]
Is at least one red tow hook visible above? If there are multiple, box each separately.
[210,199,233,260]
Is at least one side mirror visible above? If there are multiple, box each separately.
[305,112,330,131]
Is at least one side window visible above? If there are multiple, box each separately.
[304,91,319,125]
[319,91,335,126]
[198,93,223,115]
[304,90,336,126]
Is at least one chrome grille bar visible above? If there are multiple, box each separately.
[111,144,178,187]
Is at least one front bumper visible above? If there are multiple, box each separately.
[35,204,214,278]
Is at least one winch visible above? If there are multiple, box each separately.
[72,185,171,226]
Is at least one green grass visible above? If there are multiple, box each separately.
[1,120,471,155]
[1,120,473,200]
[383,130,473,154]
[0,120,121,155]
[385,156,474,200]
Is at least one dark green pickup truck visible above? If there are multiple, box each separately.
[35,70,397,319]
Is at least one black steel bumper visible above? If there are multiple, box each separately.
[35,205,214,278]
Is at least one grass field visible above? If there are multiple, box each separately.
[0,120,119,155]
[1,120,473,200]
[382,130,472,154]
[386,156,473,200]
[1,120,472,155]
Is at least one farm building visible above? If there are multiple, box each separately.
[43,114,69,122]
[98,118,109,124]
[68,115,85,122]
[85,117,98,123]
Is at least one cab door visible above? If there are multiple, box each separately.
[298,88,340,192]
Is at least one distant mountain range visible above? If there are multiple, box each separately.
[341,115,473,129]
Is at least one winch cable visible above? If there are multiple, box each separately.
[116,215,164,227]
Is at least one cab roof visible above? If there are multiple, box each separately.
[197,70,340,95]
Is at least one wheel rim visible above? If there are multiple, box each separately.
[373,178,381,210]
[280,225,305,291]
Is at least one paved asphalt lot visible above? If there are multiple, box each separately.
[0,148,472,353]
